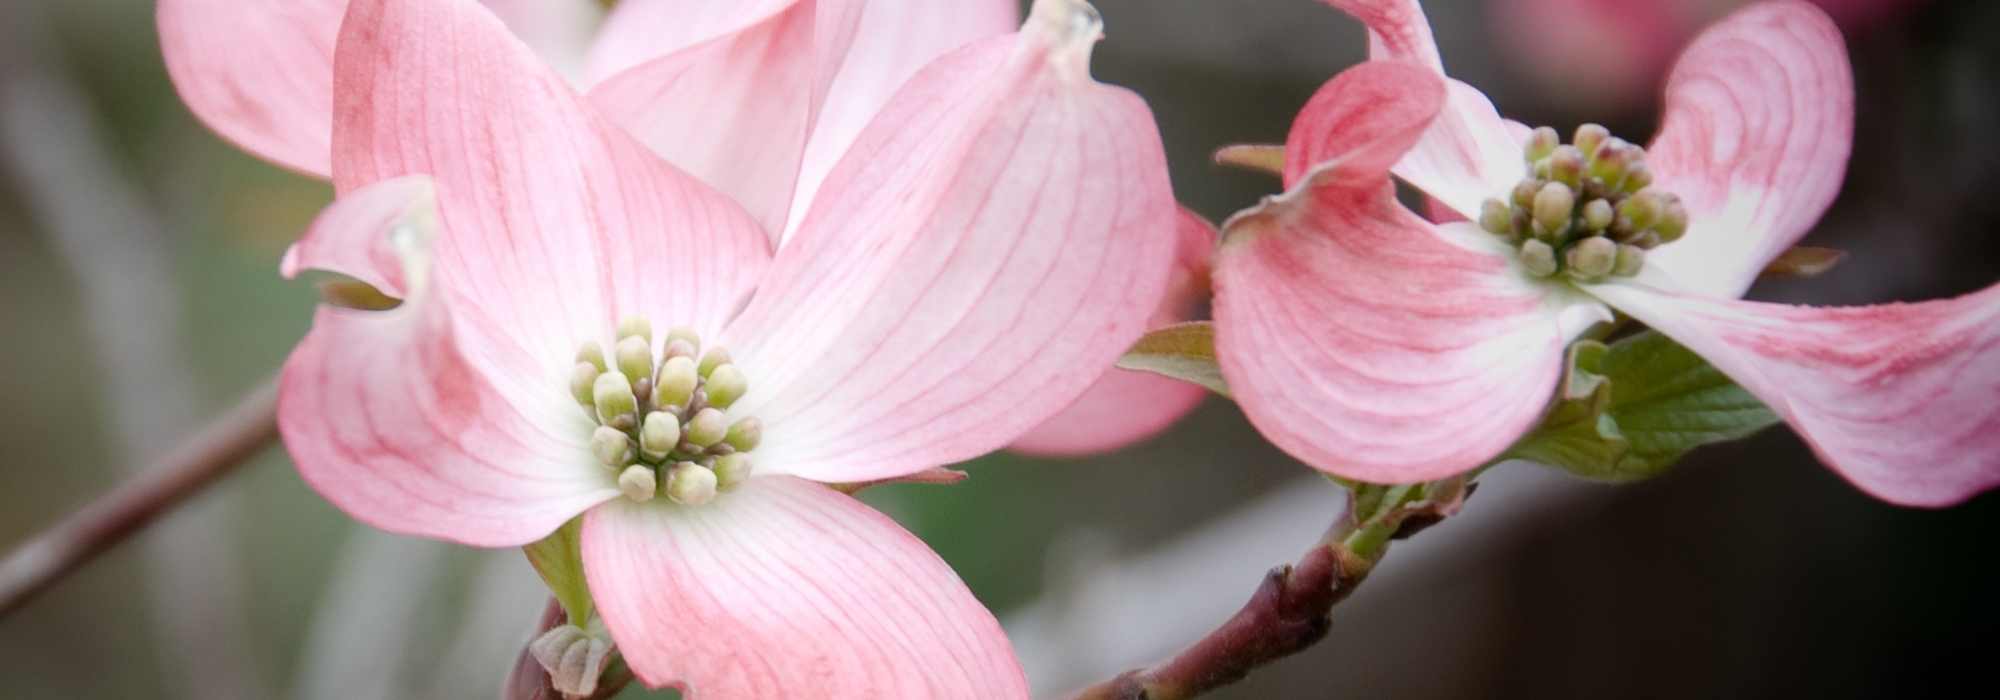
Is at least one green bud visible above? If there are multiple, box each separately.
[1587,139,1631,183]
[697,347,732,379]
[1613,244,1647,277]
[705,364,748,408]
[1479,199,1513,236]
[1531,182,1575,239]
[640,412,680,461]
[1511,178,1542,208]
[685,408,728,448]
[617,465,657,502]
[592,372,638,427]
[661,339,697,362]
[1574,123,1610,158]
[617,316,652,343]
[1520,239,1559,277]
[1620,162,1654,194]
[1581,199,1614,231]
[665,462,718,506]
[711,453,752,492]
[665,326,701,352]
[1566,236,1618,279]
[1580,177,1610,202]
[1654,196,1689,242]
[655,356,699,408]
[569,362,600,406]
[614,336,653,388]
[1524,126,1559,163]
[1547,146,1585,190]
[574,342,607,372]
[724,417,763,452]
[1617,189,1665,231]
[591,426,633,467]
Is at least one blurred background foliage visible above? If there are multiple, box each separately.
[1,1,1996,698]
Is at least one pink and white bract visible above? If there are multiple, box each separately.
[1012,208,1217,457]
[1212,0,2000,506]
[165,0,1180,695]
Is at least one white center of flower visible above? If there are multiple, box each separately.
[568,317,757,505]
[1478,123,1688,282]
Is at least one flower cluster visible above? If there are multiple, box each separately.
[1211,0,1998,505]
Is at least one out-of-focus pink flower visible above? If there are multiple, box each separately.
[1212,0,2000,506]
[163,0,1198,461]
[195,0,1179,694]
[1493,0,1926,113]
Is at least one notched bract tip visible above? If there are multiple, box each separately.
[1024,0,1105,71]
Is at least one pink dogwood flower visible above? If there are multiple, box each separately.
[161,0,1202,461]
[1212,0,2000,506]
[195,0,1180,695]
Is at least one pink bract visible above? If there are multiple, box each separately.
[1213,0,2000,506]
[1011,208,1217,457]
[174,0,1182,695]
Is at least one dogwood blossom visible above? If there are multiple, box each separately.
[174,0,1180,695]
[1212,0,1999,506]
[160,0,1202,461]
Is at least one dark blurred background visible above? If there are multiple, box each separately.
[2,1,1995,698]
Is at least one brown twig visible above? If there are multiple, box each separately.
[1067,479,1472,700]
[1066,537,1371,700]
[0,376,281,618]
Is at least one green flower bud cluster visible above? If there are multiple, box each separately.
[1479,124,1689,282]
[567,317,760,505]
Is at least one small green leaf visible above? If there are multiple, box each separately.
[523,517,592,625]
[1115,321,1230,396]
[1760,245,1847,279]
[1508,330,1780,482]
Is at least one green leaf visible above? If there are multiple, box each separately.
[1115,321,1229,396]
[1760,245,1847,279]
[1508,330,1780,482]
[523,517,592,625]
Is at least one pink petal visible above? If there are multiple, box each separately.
[157,0,344,177]
[1316,0,1442,70]
[1011,207,1216,457]
[281,178,619,547]
[479,0,604,82]
[581,476,1028,697]
[1644,2,1854,298]
[1588,281,2000,507]
[582,0,798,83]
[278,175,433,298]
[785,0,1022,240]
[721,1,1179,483]
[1215,62,1604,484]
[157,0,609,178]
[1317,0,1524,219]
[586,0,818,237]
[1006,365,1209,458]
[333,0,772,372]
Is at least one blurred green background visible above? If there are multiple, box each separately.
[2,1,1996,698]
